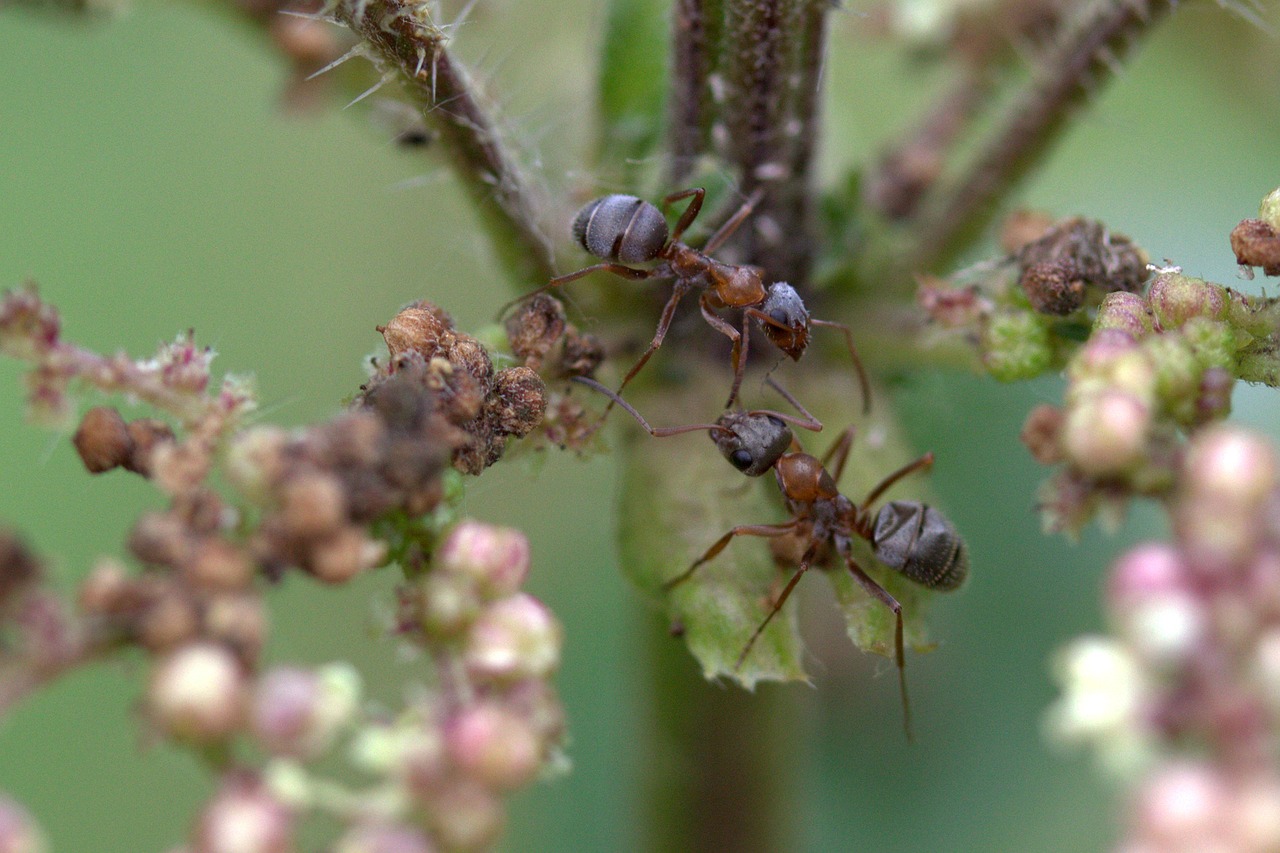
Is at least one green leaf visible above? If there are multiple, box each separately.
[615,371,952,687]
[616,383,808,688]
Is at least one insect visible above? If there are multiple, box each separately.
[506,188,871,412]
[575,376,967,735]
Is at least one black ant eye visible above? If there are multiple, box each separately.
[766,415,784,428]
[729,449,754,471]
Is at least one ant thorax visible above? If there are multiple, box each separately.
[757,282,811,359]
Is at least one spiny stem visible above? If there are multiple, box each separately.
[907,0,1173,272]
[719,0,829,282]
[336,0,556,287]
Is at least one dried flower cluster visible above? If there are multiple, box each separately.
[0,286,568,850]
[1046,426,1280,853]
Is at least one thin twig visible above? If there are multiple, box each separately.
[336,0,556,287]
[907,0,1174,272]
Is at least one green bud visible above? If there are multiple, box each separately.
[1148,272,1227,330]
[1094,292,1152,339]
[981,310,1053,382]
[1143,335,1202,425]
[1261,187,1280,230]
[1180,317,1237,372]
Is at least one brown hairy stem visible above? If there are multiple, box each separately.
[337,0,556,287]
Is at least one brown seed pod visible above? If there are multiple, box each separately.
[73,406,133,474]
[1230,218,1280,276]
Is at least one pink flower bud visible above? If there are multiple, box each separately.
[446,703,543,790]
[464,594,561,683]
[424,781,503,851]
[331,823,435,853]
[0,794,47,853]
[149,643,246,741]
[437,522,530,598]
[193,774,293,853]
[1183,427,1277,508]
[1062,391,1150,477]
[1129,761,1229,849]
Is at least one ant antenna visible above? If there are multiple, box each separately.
[570,377,730,438]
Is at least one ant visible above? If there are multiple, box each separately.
[505,188,871,413]
[574,376,968,736]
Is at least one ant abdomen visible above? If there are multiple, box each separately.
[871,501,969,591]
[572,195,669,264]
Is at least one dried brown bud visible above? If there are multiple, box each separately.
[489,367,547,437]
[73,406,133,473]
[187,539,256,592]
[203,594,269,665]
[558,329,604,378]
[1017,217,1148,295]
[1230,218,1280,276]
[124,418,175,477]
[1020,261,1085,315]
[306,527,385,585]
[137,586,201,652]
[0,531,41,607]
[379,303,453,362]
[278,472,348,540]
[1020,404,1065,465]
[505,294,566,370]
[129,511,192,569]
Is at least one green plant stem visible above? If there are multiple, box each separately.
[642,613,802,853]
[906,0,1173,273]
[337,0,556,287]
[668,0,721,183]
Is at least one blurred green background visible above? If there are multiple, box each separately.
[1,2,1278,850]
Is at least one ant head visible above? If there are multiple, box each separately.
[709,411,792,477]
[572,195,669,264]
[757,282,811,360]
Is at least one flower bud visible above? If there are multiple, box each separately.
[1020,261,1085,315]
[332,823,434,853]
[187,539,255,592]
[380,305,453,362]
[1179,317,1237,372]
[1019,404,1064,465]
[1129,761,1228,848]
[1067,334,1156,406]
[446,703,543,790]
[424,781,503,852]
[438,521,531,599]
[1094,292,1152,339]
[73,406,132,474]
[203,595,269,665]
[1228,774,1280,853]
[464,594,562,683]
[1183,427,1277,508]
[1107,544,1191,609]
[1263,187,1280,229]
[279,472,347,540]
[0,793,47,853]
[417,572,483,638]
[77,558,130,615]
[980,310,1052,382]
[194,774,294,853]
[225,427,290,502]
[251,664,360,759]
[1147,272,1227,329]
[1061,391,1150,478]
[124,418,175,477]
[149,643,246,741]
[306,527,385,585]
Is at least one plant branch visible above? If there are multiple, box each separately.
[335,0,557,287]
[906,0,1174,272]
[668,0,720,183]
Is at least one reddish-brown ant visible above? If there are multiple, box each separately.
[574,376,968,736]
[506,188,871,412]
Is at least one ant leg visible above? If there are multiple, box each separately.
[494,263,655,319]
[858,453,935,513]
[819,426,858,484]
[702,188,765,254]
[601,281,693,416]
[811,318,872,415]
[697,296,750,408]
[571,377,728,437]
[663,187,706,243]
[759,378,822,433]
[663,521,799,591]
[842,549,912,741]
[734,542,820,671]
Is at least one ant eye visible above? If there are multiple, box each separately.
[766,415,784,428]
[729,449,754,471]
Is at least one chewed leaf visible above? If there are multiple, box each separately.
[826,540,935,659]
[616,388,808,688]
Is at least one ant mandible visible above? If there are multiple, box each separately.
[574,376,968,736]
[506,188,871,412]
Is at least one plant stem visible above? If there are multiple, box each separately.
[907,0,1173,272]
[668,0,720,183]
[337,0,557,287]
